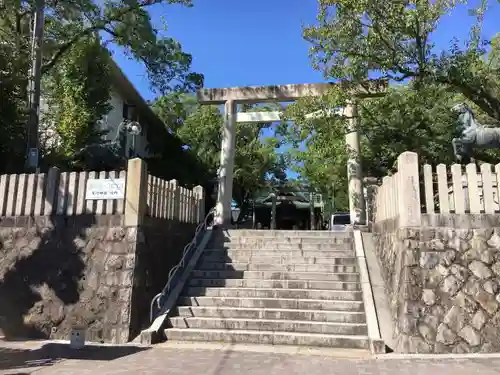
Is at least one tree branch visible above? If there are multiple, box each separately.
[40,0,168,74]
[41,26,100,74]
[344,11,418,81]
[445,78,500,120]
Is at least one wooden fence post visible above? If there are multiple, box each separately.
[381,176,390,222]
[396,151,421,227]
[170,179,179,221]
[124,158,148,227]
[363,177,378,227]
[193,185,205,222]
[45,167,60,216]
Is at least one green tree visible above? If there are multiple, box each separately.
[152,93,198,133]
[0,3,31,173]
[281,81,500,208]
[280,84,456,208]
[0,55,27,173]
[39,0,203,92]
[0,0,203,172]
[304,0,500,120]
[152,96,288,218]
[279,2,500,201]
[279,117,351,211]
[41,37,112,167]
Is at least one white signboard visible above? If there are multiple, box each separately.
[85,178,125,200]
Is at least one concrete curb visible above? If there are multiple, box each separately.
[360,232,395,350]
[157,341,373,358]
[376,352,500,359]
[353,230,385,354]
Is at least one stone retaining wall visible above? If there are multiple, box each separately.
[129,217,196,338]
[374,215,500,353]
[0,215,196,344]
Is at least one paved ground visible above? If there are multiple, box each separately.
[3,340,500,375]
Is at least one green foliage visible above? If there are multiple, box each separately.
[134,94,211,187]
[152,93,198,133]
[42,37,112,167]
[278,86,351,210]
[152,96,288,210]
[0,53,27,173]
[40,0,203,93]
[280,83,465,210]
[0,2,31,172]
[304,0,500,120]
[359,84,458,176]
[0,0,203,172]
[279,1,500,205]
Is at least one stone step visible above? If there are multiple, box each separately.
[218,241,353,251]
[178,296,365,312]
[175,306,366,323]
[164,328,370,349]
[218,238,352,245]
[203,249,354,257]
[168,317,368,335]
[191,270,360,282]
[209,244,353,251]
[201,254,356,264]
[223,230,351,238]
[187,278,361,291]
[184,287,362,301]
[196,262,358,273]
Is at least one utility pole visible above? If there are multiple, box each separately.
[26,0,45,171]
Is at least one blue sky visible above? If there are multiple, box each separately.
[111,0,499,100]
[109,0,499,180]
[111,0,323,100]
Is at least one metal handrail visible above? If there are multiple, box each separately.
[150,207,216,323]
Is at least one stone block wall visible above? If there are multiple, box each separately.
[373,215,500,353]
[129,217,196,338]
[0,214,196,344]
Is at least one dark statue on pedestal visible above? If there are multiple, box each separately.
[452,103,500,164]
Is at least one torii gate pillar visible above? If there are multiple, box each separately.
[215,100,237,226]
[344,102,365,225]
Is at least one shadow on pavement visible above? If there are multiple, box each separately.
[0,342,149,371]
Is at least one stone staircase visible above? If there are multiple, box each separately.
[164,230,376,350]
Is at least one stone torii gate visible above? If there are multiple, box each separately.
[196,81,387,227]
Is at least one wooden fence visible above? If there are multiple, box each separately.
[373,151,500,225]
[0,159,204,224]
[374,172,400,223]
[147,176,204,223]
[422,163,500,214]
[0,169,126,217]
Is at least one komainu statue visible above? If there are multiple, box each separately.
[452,103,500,163]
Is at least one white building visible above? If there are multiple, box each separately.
[40,58,166,159]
